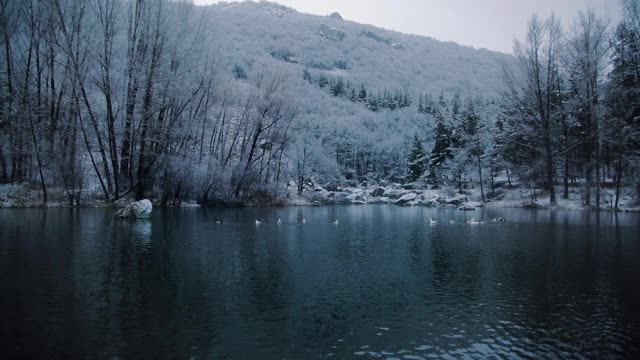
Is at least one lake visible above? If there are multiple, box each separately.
[1,206,639,359]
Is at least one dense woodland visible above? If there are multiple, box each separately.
[0,0,639,208]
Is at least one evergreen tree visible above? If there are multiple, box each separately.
[438,91,447,110]
[318,74,328,88]
[424,93,434,114]
[407,135,427,181]
[429,112,453,187]
[402,92,411,108]
[302,69,312,83]
[232,64,247,79]
[330,77,345,96]
[418,94,425,114]
[367,96,379,112]
[388,92,398,110]
[607,20,640,206]
[451,91,461,121]
[381,91,390,109]
[358,84,368,102]
[348,87,358,102]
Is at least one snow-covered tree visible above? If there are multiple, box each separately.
[566,10,610,207]
[407,135,427,182]
[502,14,564,205]
[429,111,453,187]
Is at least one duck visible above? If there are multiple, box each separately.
[214,218,223,224]
[429,218,438,225]
[333,219,339,225]
[467,218,483,225]
[449,220,456,224]
[301,218,307,224]
[490,217,506,223]
[277,218,282,225]
[255,220,261,225]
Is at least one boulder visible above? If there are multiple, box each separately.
[408,199,425,206]
[383,188,406,200]
[324,183,339,192]
[333,192,352,205]
[394,193,418,206]
[422,198,439,207]
[457,204,476,211]
[345,193,366,204]
[309,192,328,203]
[116,199,153,219]
[465,201,484,208]
[441,194,467,206]
[368,197,390,204]
[371,187,385,197]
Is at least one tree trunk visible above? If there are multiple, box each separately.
[614,151,623,209]
[544,127,556,205]
[564,154,569,200]
[584,166,592,207]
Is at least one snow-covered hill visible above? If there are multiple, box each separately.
[201,1,515,97]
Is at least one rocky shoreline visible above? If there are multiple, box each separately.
[296,184,473,208]
[287,182,640,213]
[1,182,639,212]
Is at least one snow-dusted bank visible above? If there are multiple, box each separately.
[1,182,639,212]
[286,182,640,212]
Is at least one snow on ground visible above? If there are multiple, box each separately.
[1,182,639,212]
[290,182,640,212]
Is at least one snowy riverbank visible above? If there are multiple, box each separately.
[1,182,639,212]
[286,182,640,212]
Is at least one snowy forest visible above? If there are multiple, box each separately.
[0,0,639,210]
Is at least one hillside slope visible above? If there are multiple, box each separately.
[203,1,515,97]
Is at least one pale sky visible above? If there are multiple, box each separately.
[192,0,622,54]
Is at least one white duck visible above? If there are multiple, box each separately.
[429,218,438,225]
[333,219,339,225]
[301,218,307,224]
[449,220,456,224]
[467,218,483,225]
[255,220,262,225]
[277,218,282,225]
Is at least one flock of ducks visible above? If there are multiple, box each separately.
[252,218,338,225]
[214,217,505,226]
[431,217,506,225]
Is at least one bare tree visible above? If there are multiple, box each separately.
[566,10,610,207]
[505,14,564,205]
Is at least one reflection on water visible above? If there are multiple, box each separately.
[0,206,639,359]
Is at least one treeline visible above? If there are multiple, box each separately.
[0,0,297,205]
[498,6,640,208]
[405,5,640,208]
[303,69,412,112]
[1,0,639,209]
[406,92,500,203]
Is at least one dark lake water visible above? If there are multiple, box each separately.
[1,206,639,359]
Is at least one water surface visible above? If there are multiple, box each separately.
[1,206,639,359]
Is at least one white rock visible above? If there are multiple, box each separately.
[395,193,418,205]
[116,199,153,219]
[384,188,406,200]
[133,199,153,218]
